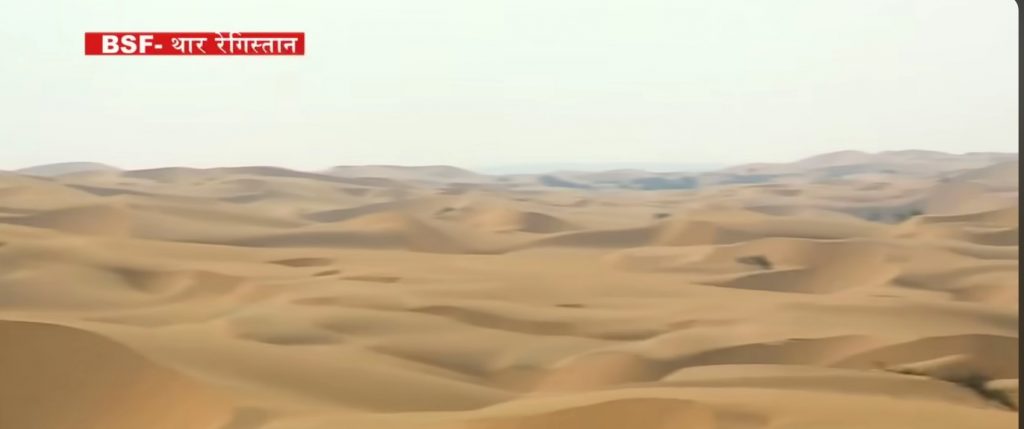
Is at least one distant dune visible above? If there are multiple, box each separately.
[721,150,1017,178]
[16,162,120,177]
[0,150,1017,429]
[477,162,724,175]
[949,160,1019,189]
[326,165,488,183]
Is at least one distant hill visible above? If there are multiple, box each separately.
[478,162,724,175]
[325,165,487,182]
[721,151,1017,178]
[524,151,1018,190]
[16,162,120,177]
[11,151,1016,192]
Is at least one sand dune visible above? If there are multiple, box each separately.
[0,321,234,429]
[445,206,579,234]
[1,203,137,235]
[537,211,883,250]
[0,151,1017,428]
[949,160,1019,189]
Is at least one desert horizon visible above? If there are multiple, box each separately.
[0,149,1018,429]
[9,149,1019,177]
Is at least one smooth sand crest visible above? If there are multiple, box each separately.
[0,152,1017,428]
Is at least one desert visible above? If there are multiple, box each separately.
[0,150,1018,429]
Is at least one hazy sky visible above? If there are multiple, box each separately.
[0,1,1018,170]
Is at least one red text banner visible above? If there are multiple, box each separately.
[84,32,305,56]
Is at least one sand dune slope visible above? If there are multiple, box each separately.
[0,321,234,429]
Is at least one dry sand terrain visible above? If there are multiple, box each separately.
[0,150,1018,429]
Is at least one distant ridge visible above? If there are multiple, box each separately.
[16,162,120,177]
[326,165,487,182]
[10,151,1017,191]
[478,162,724,175]
[721,150,1018,176]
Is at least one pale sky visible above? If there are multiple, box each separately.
[0,1,1018,170]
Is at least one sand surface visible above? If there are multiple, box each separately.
[1,151,1018,428]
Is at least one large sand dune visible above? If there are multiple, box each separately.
[0,151,1017,428]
